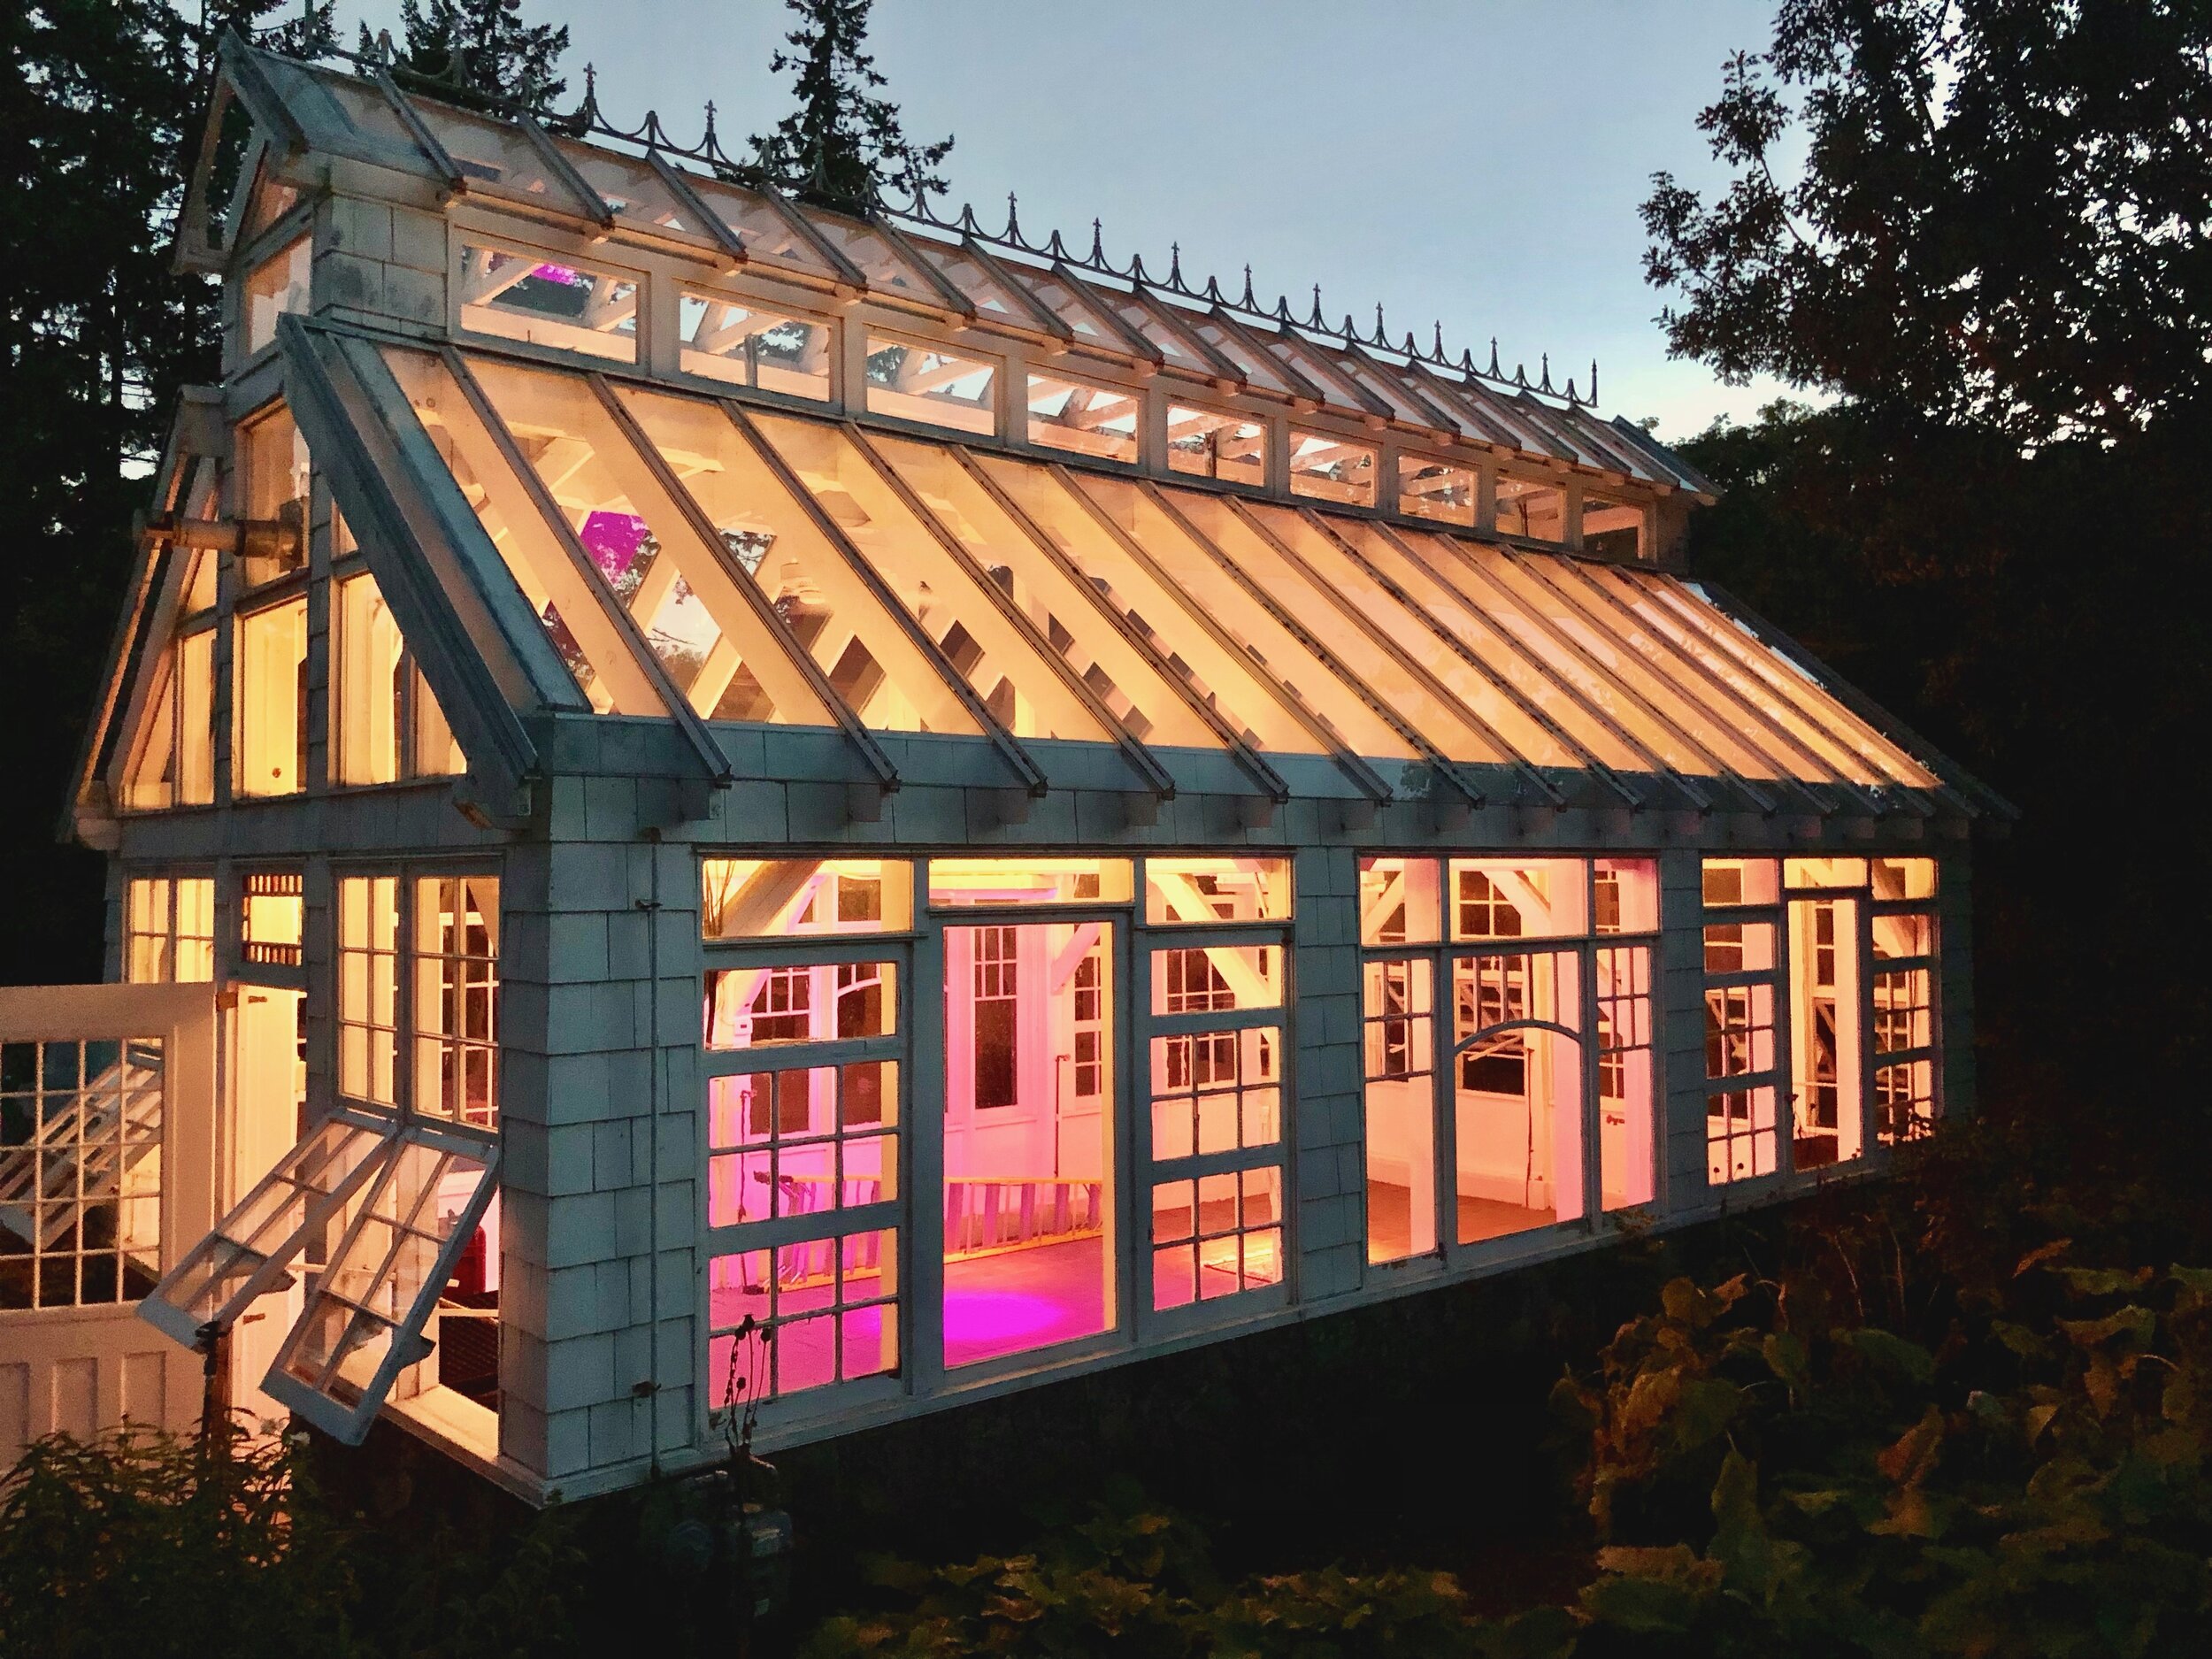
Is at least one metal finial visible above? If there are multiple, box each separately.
[1275,293,1293,323]
[1373,303,1387,346]
[1565,378,1578,404]
[1540,353,1554,395]
[1045,228,1068,258]
[1202,274,1223,302]
[1088,219,1104,265]
[1342,313,1357,338]
[1005,193,1022,242]
[1240,265,1256,310]
[1309,285,1324,327]
[1458,347,1476,375]
[1487,338,1502,379]
[1403,332,1419,357]
[957,201,980,234]
[1169,242,1183,286]
[1514,361,1528,388]
[1432,321,1445,359]
[1591,359,1600,404]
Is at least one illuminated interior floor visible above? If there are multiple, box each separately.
[1365,1180,1555,1259]
[942,1234,1106,1369]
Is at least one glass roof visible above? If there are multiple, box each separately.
[347,342,1943,804]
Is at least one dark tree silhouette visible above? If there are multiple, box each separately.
[1643,0,2212,448]
[364,0,570,111]
[749,0,952,207]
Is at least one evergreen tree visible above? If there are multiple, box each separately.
[366,0,570,112]
[0,0,326,986]
[749,0,952,207]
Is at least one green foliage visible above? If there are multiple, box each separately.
[1642,0,2212,446]
[804,1123,2212,1656]
[0,1423,588,1658]
[748,0,953,207]
[365,0,570,112]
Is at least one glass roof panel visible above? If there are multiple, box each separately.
[466,356,842,725]
[381,345,652,714]
[1021,270,1141,352]
[913,244,1039,327]
[863,434,1222,750]
[964,454,1324,755]
[1332,519,1642,771]
[1188,317,1302,398]
[316,73,429,159]
[1166,491,1509,765]
[1240,504,1575,767]
[676,173,842,277]
[406,99,563,200]
[742,410,1114,742]
[606,390,981,736]
[1072,475,1417,761]
[804,216,949,304]
[552,138,695,236]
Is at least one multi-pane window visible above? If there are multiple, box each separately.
[1703,860,1783,1182]
[1026,373,1141,464]
[338,877,399,1108]
[0,1037,165,1310]
[703,859,905,1409]
[413,877,499,1129]
[125,877,215,984]
[1361,857,1660,1262]
[1145,856,1288,1314]
[1397,457,1476,526]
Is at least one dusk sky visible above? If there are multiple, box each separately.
[348,2,1801,440]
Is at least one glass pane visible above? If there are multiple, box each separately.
[241,869,303,967]
[1873,969,1932,1054]
[610,387,981,734]
[234,599,307,798]
[1596,944,1655,1210]
[928,857,1132,907]
[706,1061,898,1228]
[1360,856,1440,946]
[1874,1061,1935,1145]
[1707,1087,1778,1183]
[1448,859,1589,941]
[1025,373,1140,463]
[1452,949,1585,1239]
[0,1037,165,1310]
[1143,856,1290,925]
[1495,474,1564,541]
[1872,911,1933,960]
[333,573,402,786]
[1397,456,1475,526]
[1166,405,1266,486]
[144,1114,388,1333]
[705,961,899,1051]
[678,289,833,400]
[1287,430,1376,505]
[1148,1026,1281,1163]
[1149,1166,1282,1310]
[942,922,1115,1366]
[244,235,310,356]
[1702,858,1780,908]
[1363,956,1433,1263]
[457,242,637,362]
[1581,493,1645,560]
[708,1229,898,1405]
[338,876,399,1108]
[1872,858,1938,900]
[1789,897,1862,1170]
[864,337,995,434]
[862,434,1220,749]
[703,858,912,938]
[1149,943,1281,1016]
[413,876,500,1129]
[964,456,1325,755]
[1785,857,1869,890]
[273,1137,489,1418]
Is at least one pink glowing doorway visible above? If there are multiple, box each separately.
[941,918,1116,1368]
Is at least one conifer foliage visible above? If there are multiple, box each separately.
[749,0,952,207]
[365,0,571,111]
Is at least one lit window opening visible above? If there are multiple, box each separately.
[864,337,996,435]
[1397,456,1476,526]
[1288,430,1377,506]
[243,234,310,356]
[126,876,215,984]
[1025,373,1140,463]
[1166,406,1266,487]
[678,289,833,401]
[457,242,639,363]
